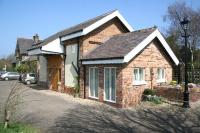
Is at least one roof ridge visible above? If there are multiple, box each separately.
[17,37,33,40]
[109,26,157,38]
[133,26,157,33]
[71,9,117,28]
[29,9,120,50]
[58,9,118,36]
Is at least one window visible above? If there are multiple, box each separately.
[104,67,116,102]
[133,68,146,85]
[30,74,35,77]
[89,67,99,98]
[157,68,165,82]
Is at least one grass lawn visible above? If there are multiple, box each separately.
[0,123,40,133]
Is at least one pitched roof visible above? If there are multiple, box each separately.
[83,27,156,60]
[15,38,34,55]
[82,27,179,65]
[30,10,118,50]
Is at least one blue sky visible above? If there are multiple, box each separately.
[0,0,200,58]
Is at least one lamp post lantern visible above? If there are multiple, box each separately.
[180,17,190,108]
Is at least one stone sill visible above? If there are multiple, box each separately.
[156,79,166,83]
[104,99,116,103]
[132,81,147,86]
[89,96,99,100]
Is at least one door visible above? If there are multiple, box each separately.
[104,67,116,102]
[49,68,59,91]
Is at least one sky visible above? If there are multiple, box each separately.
[0,0,200,58]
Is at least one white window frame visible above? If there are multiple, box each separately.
[133,68,146,85]
[89,67,99,99]
[157,68,165,83]
[104,67,116,103]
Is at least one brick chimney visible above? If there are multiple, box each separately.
[33,34,39,44]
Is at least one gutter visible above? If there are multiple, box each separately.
[60,37,66,89]
[83,64,86,99]
[77,38,80,95]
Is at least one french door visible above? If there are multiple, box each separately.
[89,67,99,98]
[104,67,116,102]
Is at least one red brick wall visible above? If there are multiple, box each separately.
[121,39,173,107]
[154,86,200,102]
[82,64,123,107]
[79,18,129,99]
[65,18,128,94]
[80,18,129,58]
[80,39,174,108]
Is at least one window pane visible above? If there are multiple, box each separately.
[134,69,138,81]
[89,68,94,97]
[111,68,116,101]
[95,68,98,97]
[139,68,143,81]
[162,69,164,79]
[157,69,160,79]
[105,68,110,100]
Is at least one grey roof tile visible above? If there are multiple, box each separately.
[82,27,156,60]
[29,10,117,50]
[16,38,34,55]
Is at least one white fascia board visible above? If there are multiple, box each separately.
[83,10,133,35]
[61,31,83,42]
[156,30,179,65]
[41,38,64,53]
[28,48,61,56]
[41,50,61,54]
[28,48,41,56]
[123,29,179,65]
[82,59,124,65]
[61,10,133,42]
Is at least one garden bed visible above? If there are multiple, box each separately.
[154,84,200,102]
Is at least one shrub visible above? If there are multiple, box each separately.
[170,80,177,86]
[151,96,163,104]
[15,64,30,73]
[143,89,155,96]
[143,95,163,104]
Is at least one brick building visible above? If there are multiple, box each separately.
[28,10,179,108]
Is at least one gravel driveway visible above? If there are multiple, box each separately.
[0,81,200,133]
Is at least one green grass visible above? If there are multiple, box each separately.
[0,123,40,133]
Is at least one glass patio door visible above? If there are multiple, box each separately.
[104,67,116,102]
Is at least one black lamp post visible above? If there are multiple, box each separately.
[180,17,190,108]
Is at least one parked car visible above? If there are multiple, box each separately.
[22,73,37,85]
[0,72,20,80]
[0,71,6,76]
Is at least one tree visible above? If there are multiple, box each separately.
[164,1,200,82]
[166,34,180,58]
[3,82,26,129]
[0,53,16,71]
[15,64,30,73]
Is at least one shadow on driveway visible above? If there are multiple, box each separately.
[48,103,200,133]
[28,84,48,91]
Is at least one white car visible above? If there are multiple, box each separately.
[0,72,20,80]
[22,73,37,85]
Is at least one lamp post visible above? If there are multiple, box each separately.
[180,17,190,108]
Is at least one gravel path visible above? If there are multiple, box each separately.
[0,81,200,133]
